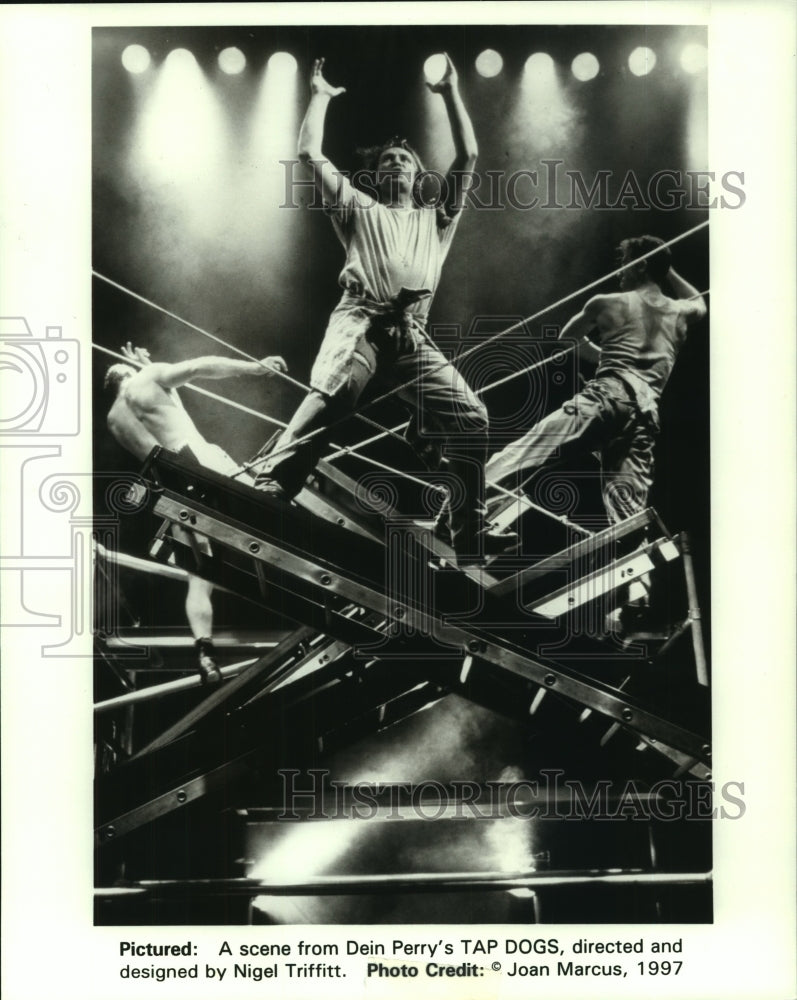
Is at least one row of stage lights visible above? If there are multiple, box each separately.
[121,44,708,80]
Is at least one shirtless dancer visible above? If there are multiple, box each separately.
[104,344,286,682]
[486,236,706,607]
[255,56,508,566]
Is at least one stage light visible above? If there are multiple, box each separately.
[628,46,656,77]
[681,43,707,74]
[421,52,457,168]
[218,46,246,75]
[252,52,301,162]
[131,46,227,193]
[524,52,555,83]
[475,49,503,78]
[486,816,537,871]
[484,765,539,871]
[423,53,447,85]
[571,52,599,82]
[250,823,362,881]
[165,47,195,71]
[121,44,150,74]
[245,48,302,249]
[267,51,298,75]
[684,42,708,170]
[514,51,580,156]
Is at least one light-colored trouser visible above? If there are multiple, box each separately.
[259,330,489,555]
[486,375,656,526]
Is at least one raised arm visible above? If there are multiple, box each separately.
[121,342,153,367]
[427,54,479,216]
[558,295,615,364]
[297,58,349,207]
[667,268,707,324]
[144,355,288,390]
[559,296,613,340]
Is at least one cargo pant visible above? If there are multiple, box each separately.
[485,374,657,525]
[257,324,489,557]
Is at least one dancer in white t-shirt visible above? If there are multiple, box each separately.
[256,56,507,567]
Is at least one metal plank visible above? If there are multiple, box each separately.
[129,626,319,759]
[489,508,658,598]
[96,755,253,847]
[295,486,385,543]
[96,869,712,898]
[96,657,436,841]
[529,543,665,617]
[149,493,709,766]
[314,460,499,587]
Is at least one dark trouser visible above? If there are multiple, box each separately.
[485,375,656,524]
[257,331,489,555]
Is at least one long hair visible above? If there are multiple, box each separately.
[354,137,453,228]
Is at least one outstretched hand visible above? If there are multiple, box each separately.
[309,58,346,98]
[260,356,288,376]
[426,53,458,94]
[121,342,152,366]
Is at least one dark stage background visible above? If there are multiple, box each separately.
[93,23,711,923]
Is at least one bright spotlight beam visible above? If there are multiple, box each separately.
[268,51,298,75]
[628,46,656,77]
[122,44,150,74]
[246,50,301,240]
[525,52,555,83]
[515,52,578,155]
[475,49,503,78]
[253,52,300,165]
[131,47,227,195]
[218,46,246,75]
[681,43,708,74]
[571,52,600,82]
[423,53,447,85]
[165,48,195,72]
